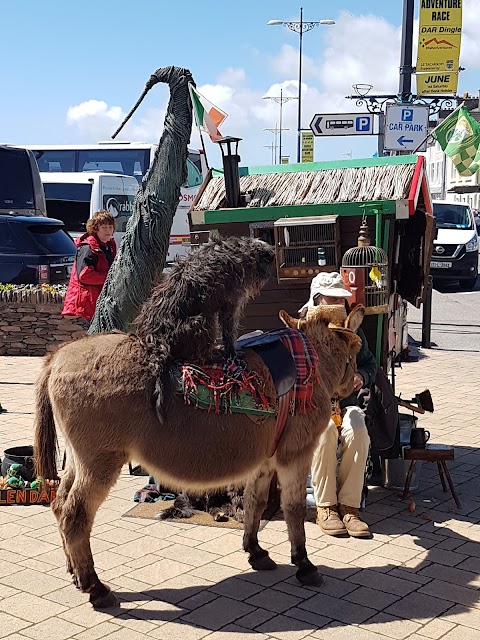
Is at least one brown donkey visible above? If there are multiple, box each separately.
[34,305,364,608]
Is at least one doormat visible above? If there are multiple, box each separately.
[123,499,279,530]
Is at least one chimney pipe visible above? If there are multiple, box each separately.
[216,136,243,208]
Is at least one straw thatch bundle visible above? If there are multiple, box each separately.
[194,163,416,211]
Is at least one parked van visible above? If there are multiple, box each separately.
[0,146,75,284]
[39,172,139,245]
[0,145,46,217]
[431,201,479,289]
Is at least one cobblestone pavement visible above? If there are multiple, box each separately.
[0,349,479,640]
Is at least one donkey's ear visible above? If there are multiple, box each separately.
[279,310,299,328]
[345,305,365,333]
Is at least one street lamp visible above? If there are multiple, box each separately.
[263,88,297,163]
[263,123,290,164]
[268,8,335,163]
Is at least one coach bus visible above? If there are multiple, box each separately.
[16,142,207,262]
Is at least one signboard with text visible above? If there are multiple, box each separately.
[416,0,462,94]
[310,113,373,137]
[384,104,430,152]
[301,131,314,162]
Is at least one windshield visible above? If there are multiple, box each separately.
[78,149,149,182]
[0,147,35,209]
[33,150,76,172]
[26,224,76,255]
[433,203,474,230]
[43,183,92,234]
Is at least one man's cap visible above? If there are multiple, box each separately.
[299,271,351,313]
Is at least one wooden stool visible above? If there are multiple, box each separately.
[402,444,461,508]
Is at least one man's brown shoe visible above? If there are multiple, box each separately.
[338,504,371,538]
[316,506,347,536]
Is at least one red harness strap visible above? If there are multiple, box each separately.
[268,393,291,457]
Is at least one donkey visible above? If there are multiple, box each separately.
[34,304,364,608]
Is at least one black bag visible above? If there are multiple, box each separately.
[360,368,399,457]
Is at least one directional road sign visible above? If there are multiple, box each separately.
[310,113,373,137]
[384,104,429,152]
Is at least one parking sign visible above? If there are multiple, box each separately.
[384,105,429,151]
[310,113,373,137]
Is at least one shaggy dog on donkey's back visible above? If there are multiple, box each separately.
[135,234,275,410]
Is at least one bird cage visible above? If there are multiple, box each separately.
[273,215,341,283]
[341,218,389,315]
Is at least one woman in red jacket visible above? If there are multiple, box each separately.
[62,210,117,323]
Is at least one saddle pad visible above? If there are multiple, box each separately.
[172,361,274,417]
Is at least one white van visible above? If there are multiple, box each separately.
[431,200,479,289]
[40,172,138,245]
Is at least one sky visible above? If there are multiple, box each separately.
[2,0,480,168]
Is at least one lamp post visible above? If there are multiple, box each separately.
[268,9,335,163]
[263,88,297,163]
[263,124,290,164]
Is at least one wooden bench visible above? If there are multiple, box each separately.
[402,444,461,508]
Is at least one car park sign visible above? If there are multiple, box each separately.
[384,104,430,152]
[310,113,373,137]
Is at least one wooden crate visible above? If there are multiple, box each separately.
[273,216,341,283]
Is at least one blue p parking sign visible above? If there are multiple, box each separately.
[355,116,371,132]
[402,109,414,122]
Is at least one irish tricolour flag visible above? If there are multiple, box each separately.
[189,84,227,142]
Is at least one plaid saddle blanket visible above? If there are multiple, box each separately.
[173,328,319,418]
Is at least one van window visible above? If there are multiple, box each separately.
[43,183,92,234]
[0,147,35,209]
[432,203,473,230]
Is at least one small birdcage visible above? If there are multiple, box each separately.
[273,215,341,282]
[341,217,389,314]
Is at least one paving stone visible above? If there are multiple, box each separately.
[147,620,211,639]
[299,592,376,624]
[346,568,419,596]
[416,617,457,639]
[256,613,318,639]
[125,558,195,585]
[235,607,277,630]
[343,586,399,611]
[20,617,85,640]
[417,563,480,589]
[311,622,392,640]
[440,604,480,630]
[181,596,255,631]
[383,591,453,623]
[176,589,219,610]
[359,612,422,639]
[282,607,331,630]
[0,593,67,623]
[158,543,221,566]
[201,624,270,639]
[0,612,32,635]
[419,578,480,607]
[245,588,302,614]
[440,627,480,640]
[208,577,264,601]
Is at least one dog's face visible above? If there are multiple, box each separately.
[243,239,275,293]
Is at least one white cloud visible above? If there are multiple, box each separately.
[65,2,480,164]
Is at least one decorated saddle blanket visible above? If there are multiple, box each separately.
[174,328,319,417]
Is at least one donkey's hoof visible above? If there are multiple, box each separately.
[296,566,324,586]
[249,553,277,571]
[90,589,119,609]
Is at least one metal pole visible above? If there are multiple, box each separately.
[279,88,283,164]
[377,112,385,157]
[297,7,303,163]
[398,0,414,102]
[274,123,278,164]
[421,275,433,349]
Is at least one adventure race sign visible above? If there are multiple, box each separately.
[416,0,462,95]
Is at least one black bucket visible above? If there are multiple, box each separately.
[1,445,36,482]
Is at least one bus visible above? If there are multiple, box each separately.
[15,142,207,262]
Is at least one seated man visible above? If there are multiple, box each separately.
[300,272,377,538]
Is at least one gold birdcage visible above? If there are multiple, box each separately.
[341,218,389,315]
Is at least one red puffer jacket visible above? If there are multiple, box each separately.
[62,233,117,321]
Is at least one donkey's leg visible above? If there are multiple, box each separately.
[60,453,125,608]
[243,466,276,570]
[51,457,76,576]
[277,461,323,586]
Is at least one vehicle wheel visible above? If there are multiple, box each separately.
[458,275,478,290]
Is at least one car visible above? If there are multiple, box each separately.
[430,201,479,290]
[0,214,75,284]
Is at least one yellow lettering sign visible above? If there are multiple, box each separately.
[417,0,462,83]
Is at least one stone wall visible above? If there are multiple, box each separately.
[0,289,86,356]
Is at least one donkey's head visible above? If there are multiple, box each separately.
[279,304,365,399]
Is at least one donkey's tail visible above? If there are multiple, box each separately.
[33,362,59,480]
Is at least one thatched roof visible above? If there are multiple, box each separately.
[194,160,417,212]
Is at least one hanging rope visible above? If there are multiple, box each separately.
[88,66,194,334]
